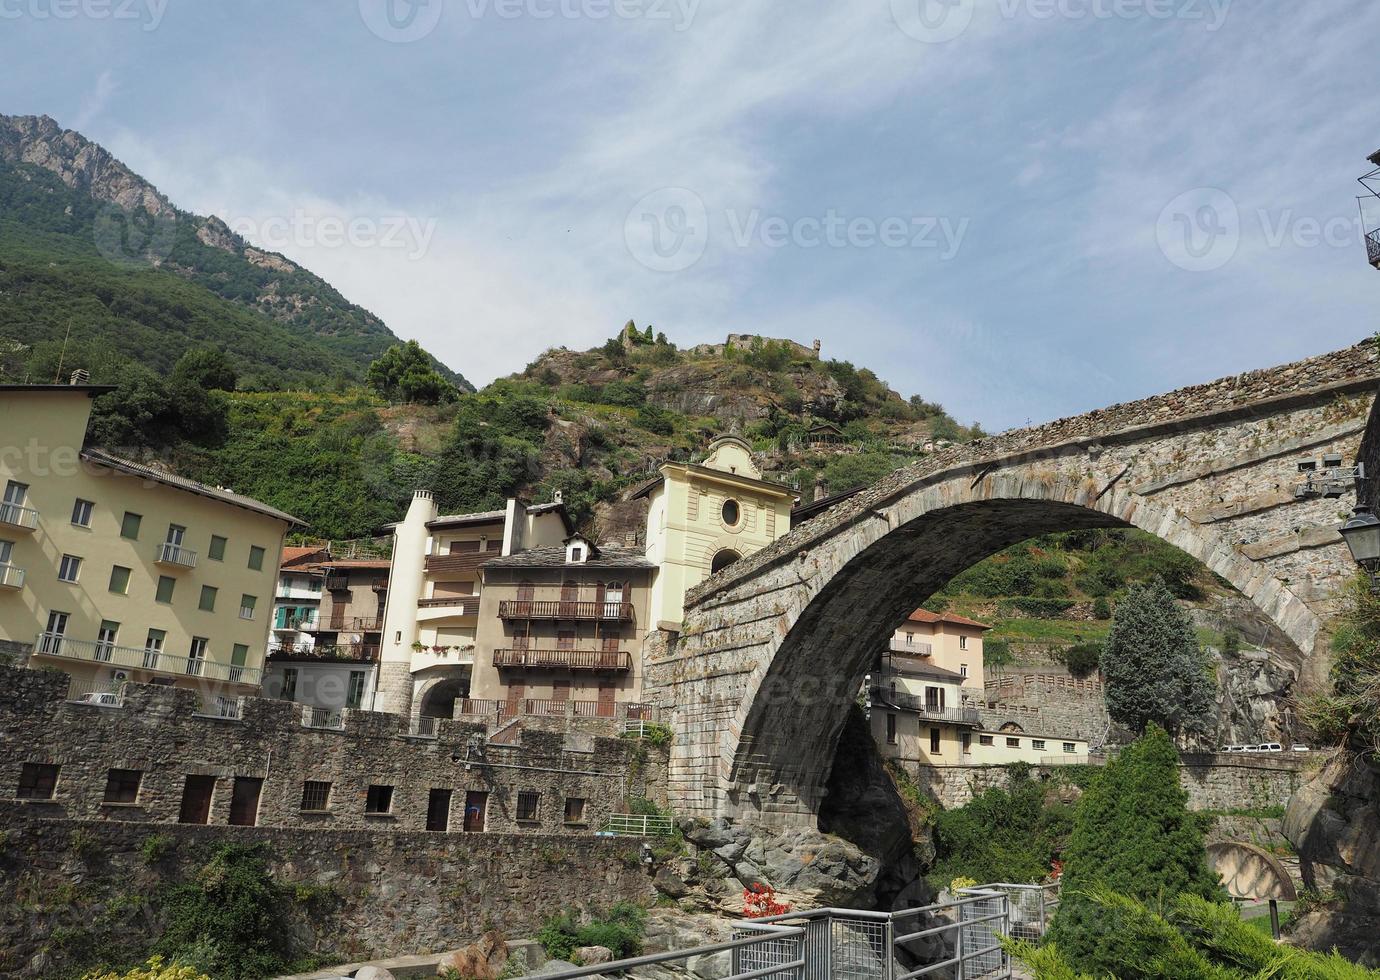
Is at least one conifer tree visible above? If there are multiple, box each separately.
[1101,578,1215,736]
[1047,725,1221,975]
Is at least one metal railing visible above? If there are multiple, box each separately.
[196,696,244,720]
[493,648,632,671]
[600,813,674,837]
[456,698,653,721]
[33,633,263,685]
[498,599,635,622]
[0,501,39,530]
[1367,227,1380,268]
[888,639,934,656]
[1038,754,1093,766]
[274,615,320,631]
[410,715,439,738]
[869,688,981,726]
[0,563,24,589]
[303,706,345,730]
[155,542,198,568]
[65,676,126,706]
[528,886,1053,980]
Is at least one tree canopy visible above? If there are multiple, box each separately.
[365,341,457,405]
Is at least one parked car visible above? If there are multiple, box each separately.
[1291,744,1311,752]
[75,692,121,707]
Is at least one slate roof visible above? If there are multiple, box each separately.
[482,545,655,570]
[82,448,303,526]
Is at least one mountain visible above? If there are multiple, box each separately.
[0,113,468,389]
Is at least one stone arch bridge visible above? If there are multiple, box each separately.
[644,341,1380,828]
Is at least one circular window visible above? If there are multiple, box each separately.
[722,498,741,527]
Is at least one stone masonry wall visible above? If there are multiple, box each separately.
[979,668,1113,742]
[0,813,657,978]
[910,753,1311,810]
[0,666,667,835]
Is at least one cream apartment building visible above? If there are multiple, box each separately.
[634,436,793,631]
[0,382,298,702]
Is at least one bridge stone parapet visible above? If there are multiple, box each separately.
[647,340,1380,827]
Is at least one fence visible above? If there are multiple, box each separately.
[302,706,345,730]
[599,813,674,837]
[521,883,1058,980]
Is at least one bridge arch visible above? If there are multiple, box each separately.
[648,342,1380,828]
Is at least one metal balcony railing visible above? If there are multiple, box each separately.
[0,501,39,531]
[409,716,438,738]
[418,596,480,616]
[303,706,345,730]
[33,633,263,685]
[498,600,634,622]
[0,563,24,590]
[1368,227,1380,269]
[493,648,632,671]
[155,542,198,568]
[601,813,674,837]
[455,699,653,721]
[888,638,934,656]
[869,687,981,726]
[273,615,319,631]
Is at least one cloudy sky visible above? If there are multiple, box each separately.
[1,0,1377,429]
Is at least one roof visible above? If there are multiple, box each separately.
[906,608,992,631]
[629,463,792,501]
[629,476,664,501]
[281,546,328,567]
[482,545,655,571]
[81,448,303,526]
[317,559,391,570]
[885,658,967,681]
[1,383,116,396]
[427,509,507,529]
[791,485,867,522]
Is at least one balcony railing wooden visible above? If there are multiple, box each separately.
[155,542,199,569]
[497,600,634,622]
[0,563,24,590]
[418,596,480,616]
[493,648,632,671]
[424,552,491,574]
[0,501,38,531]
[34,632,262,685]
[868,686,981,726]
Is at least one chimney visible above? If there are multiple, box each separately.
[553,489,564,504]
[70,368,90,386]
[812,340,822,355]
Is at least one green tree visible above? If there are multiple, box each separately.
[929,769,1075,889]
[1100,579,1215,737]
[171,347,238,391]
[821,452,897,494]
[1047,726,1221,975]
[365,340,456,405]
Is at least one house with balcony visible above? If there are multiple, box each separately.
[469,534,655,724]
[374,490,572,720]
[263,551,389,711]
[0,378,299,705]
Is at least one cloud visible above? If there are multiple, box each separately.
[71,70,116,131]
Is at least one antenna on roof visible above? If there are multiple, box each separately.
[52,320,73,383]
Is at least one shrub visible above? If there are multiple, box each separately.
[1001,596,1075,619]
[1047,726,1220,975]
[928,771,1073,889]
[1059,642,1102,679]
[743,883,791,918]
[141,833,174,865]
[983,638,1014,666]
[537,902,648,962]
[1091,596,1111,620]
[81,957,211,980]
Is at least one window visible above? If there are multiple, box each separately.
[230,644,249,683]
[229,777,262,826]
[3,481,28,505]
[143,629,166,668]
[365,784,394,815]
[179,775,215,824]
[198,585,218,612]
[564,797,586,825]
[109,565,131,595]
[886,713,897,744]
[930,728,941,754]
[1032,740,1046,752]
[17,762,59,800]
[155,575,175,604]
[165,524,185,547]
[239,594,256,620]
[979,734,994,746]
[710,549,742,574]
[103,768,142,804]
[570,547,584,563]
[516,791,540,822]
[347,670,367,709]
[960,664,969,678]
[427,788,452,832]
[248,545,265,571]
[208,535,227,561]
[95,621,119,661]
[71,499,94,527]
[1063,742,1077,754]
[722,498,741,526]
[57,554,82,583]
[961,732,972,755]
[187,637,208,676]
[0,540,11,565]
[40,611,69,652]
[1006,737,1021,748]
[905,632,914,647]
[301,781,332,811]
[959,635,969,650]
[120,511,142,540]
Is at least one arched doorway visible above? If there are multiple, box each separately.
[711,549,742,574]
[419,676,470,719]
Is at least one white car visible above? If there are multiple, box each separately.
[75,692,122,707]
[1291,744,1311,752]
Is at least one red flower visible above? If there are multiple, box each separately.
[743,883,791,918]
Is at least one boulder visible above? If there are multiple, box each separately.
[437,930,508,980]
[654,868,691,900]
[505,939,549,975]
[354,968,397,980]
[574,946,614,966]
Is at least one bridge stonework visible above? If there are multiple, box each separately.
[644,341,1380,828]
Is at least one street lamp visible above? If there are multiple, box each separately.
[1339,504,1380,590]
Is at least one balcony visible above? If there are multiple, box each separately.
[498,600,635,622]
[268,642,379,663]
[493,648,632,671]
[273,615,319,632]
[276,582,323,600]
[888,639,934,656]
[457,698,653,721]
[418,596,480,616]
[1368,227,1380,270]
[155,542,199,569]
[869,687,981,726]
[0,563,24,590]
[318,615,384,632]
[424,552,490,574]
[33,633,263,686]
[0,501,39,532]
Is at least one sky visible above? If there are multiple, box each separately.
[0,0,1377,431]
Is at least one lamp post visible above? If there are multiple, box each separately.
[1339,504,1380,591]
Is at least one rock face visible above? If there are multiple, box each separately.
[1283,749,1380,965]
[436,931,509,980]
[1214,650,1298,747]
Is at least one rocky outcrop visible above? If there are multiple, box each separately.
[1283,749,1380,965]
[1214,650,1298,747]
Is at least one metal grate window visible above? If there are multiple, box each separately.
[17,762,59,800]
[517,791,540,822]
[103,768,142,804]
[301,780,331,811]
